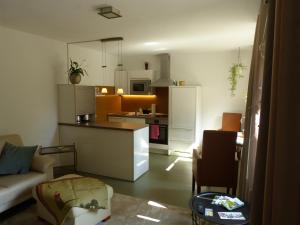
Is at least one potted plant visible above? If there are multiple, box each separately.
[228,63,246,96]
[68,59,88,84]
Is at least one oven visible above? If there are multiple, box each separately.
[146,118,168,145]
[130,79,152,95]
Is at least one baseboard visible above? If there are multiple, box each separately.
[149,148,170,155]
[169,151,192,158]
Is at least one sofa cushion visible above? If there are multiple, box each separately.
[0,186,11,207]
[0,134,23,147]
[0,142,38,175]
[0,172,47,205]
[0,134,24,156]
[0,140,5,156]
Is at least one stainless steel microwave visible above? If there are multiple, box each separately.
[130,79,152,95]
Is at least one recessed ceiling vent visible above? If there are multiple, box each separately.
[98,6,122,19]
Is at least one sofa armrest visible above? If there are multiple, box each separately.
[106,184,114,199]
[31,155,55,180]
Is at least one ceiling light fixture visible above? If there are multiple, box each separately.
[144,42,159,46]
[155,48,167,51]
[100,37,124,69]
[98,6,122,19]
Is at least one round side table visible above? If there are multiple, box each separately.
[190,192,250,225]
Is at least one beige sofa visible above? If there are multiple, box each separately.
[0,134,55,213]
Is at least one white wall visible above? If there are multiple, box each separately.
[123,48,252,130]
[122,54,161,81]
[171,48,251,130]
[66,44,118,86]
[0,25,66,146]
[123,54,161,72]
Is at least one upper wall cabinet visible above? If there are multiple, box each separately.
[75,86,96,115]
[127,70,154,80]
[127,70,155,94]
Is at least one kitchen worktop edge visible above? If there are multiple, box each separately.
[59,121,149,131]
[107,113,168,119]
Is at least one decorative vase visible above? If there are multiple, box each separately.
[145,62,149,70]
[69,73,81,84]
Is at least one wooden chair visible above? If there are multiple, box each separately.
[221,112,242,132]
[192,130,239,195]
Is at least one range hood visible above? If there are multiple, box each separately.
[151,53,174,87]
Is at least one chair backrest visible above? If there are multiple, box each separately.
[221,112,242,132]
[199,130,237,187]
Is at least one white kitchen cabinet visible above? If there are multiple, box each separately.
[168,86,202,155]
[58,84,95,123]
[127,70,154,89]
[127,70,154,80]
[114,71,128,94]
[170,86,197,129]
[127,70,155,95]
[75,85,96,115]
[59,124,149,181]
[108,116,146,124]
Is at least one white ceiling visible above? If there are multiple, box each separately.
[0,0,260,55]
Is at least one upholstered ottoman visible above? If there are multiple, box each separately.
[32,174,113,225]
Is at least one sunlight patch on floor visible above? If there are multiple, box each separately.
[165,157,192,171]
[137,214,160,222]
[148,200,167,209]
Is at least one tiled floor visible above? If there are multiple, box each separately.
[54,153,194,208]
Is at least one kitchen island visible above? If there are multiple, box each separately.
[59,121,149,181]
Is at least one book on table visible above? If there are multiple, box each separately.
[212,195,244,210]
[218,212,246,220]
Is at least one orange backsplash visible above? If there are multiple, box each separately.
[121,95,157,112]
[121,87,169,113]
[155,87,169,114]
[95,87,169,121]
[95,95,121,122]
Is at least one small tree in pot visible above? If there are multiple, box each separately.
[68,59,88,84]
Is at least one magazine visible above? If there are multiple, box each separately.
[212,195,244,210]
[218,212,246,220]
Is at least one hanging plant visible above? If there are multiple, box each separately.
[228,48,246,96]
[228,63,246,96]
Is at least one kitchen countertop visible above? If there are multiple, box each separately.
[59,121,148,131]
[107,112,168,119]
